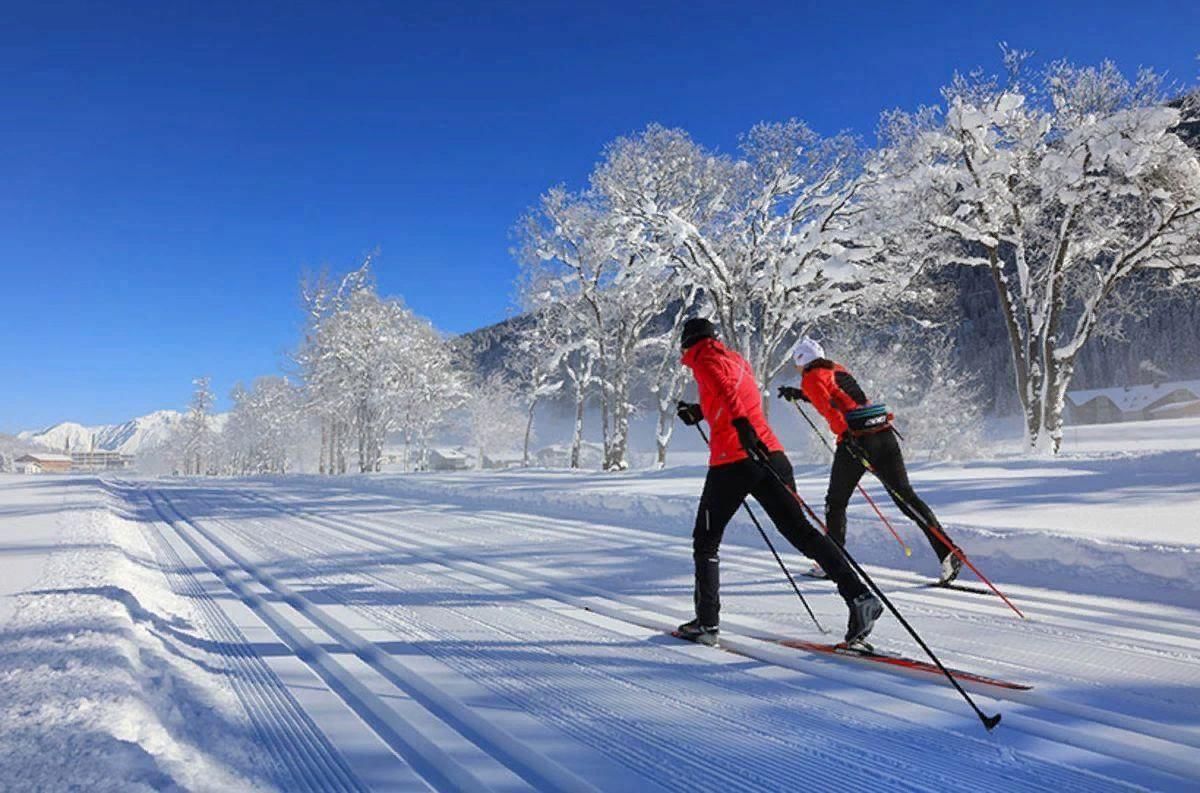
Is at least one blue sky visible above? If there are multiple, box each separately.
[2,0,1198,431]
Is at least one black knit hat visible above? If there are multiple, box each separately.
[680,317,718,350]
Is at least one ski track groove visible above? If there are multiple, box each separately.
[306,492,1200,702]
[403,503,1200,743]
[145,488,483,792]
[150,487,609,793]
[188,491,900,793]
[194,494,996,793]
[456,502,1200,651]
[209,486,1176,791]
[369,496,1200,664]
[123,483,368,793]
[239,487,1200,783]
[306,484,1200,637]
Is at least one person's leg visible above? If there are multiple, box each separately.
[750,452,868,605]
[857,432,955,560]
[825,441,866,547]
[691,461,754,625]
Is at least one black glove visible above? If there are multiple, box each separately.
[732,417,768,461]
[777,385,806,402]
[676,401,703,426]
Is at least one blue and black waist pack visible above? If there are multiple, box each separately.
[845,404,893,435]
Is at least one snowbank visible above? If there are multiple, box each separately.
[0,479,274,792]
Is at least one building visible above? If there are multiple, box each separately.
[14,453,73,474]
[428,448,472,471]
[1065,379,1200,425]
[71,450,135,471]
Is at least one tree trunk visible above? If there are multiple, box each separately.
[655,403,673,469]
[571,387,585,469]
[523,400,537,467]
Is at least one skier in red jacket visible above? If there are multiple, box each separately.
[674,318,882,647]
[779,337,962,585]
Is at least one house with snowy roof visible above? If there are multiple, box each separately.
[1065,380,1200,425]
[14,453,74,474]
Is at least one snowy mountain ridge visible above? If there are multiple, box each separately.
[18,410,228,455]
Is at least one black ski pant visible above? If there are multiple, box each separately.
[825,430,955,561]
[692,451,868,626]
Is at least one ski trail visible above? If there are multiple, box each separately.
[148,486,626,793]
[208,484,1198,790]
[283,489,1200,697]
[191,495,1001,792]
[117,483,367,793]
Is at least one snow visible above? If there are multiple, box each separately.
[17,452,72,462]
[2,418,1199,790]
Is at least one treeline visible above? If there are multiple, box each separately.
[161,50,1200,473]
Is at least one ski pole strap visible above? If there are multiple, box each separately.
[845,404,893,436]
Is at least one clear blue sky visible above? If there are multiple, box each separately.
[2,0,1197,432]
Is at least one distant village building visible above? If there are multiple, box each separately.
[1065,379,1200,425]
[481,451,522,470]
[70,450,135,471]
[428,448,472,471]
[15,453,73,474]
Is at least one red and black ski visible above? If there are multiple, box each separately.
[670,630,1031,691]
[767,638,1032,690]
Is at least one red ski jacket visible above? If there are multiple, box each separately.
[799,360,869,439]
[682,338,782,466]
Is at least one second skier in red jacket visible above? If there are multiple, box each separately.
[675,318,882,647]
[780,337,962,585]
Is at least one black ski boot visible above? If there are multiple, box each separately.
[938,552,963,586]
[675,618,719,647]
[845,592,883,646]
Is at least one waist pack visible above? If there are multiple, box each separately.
[845,404,893,436]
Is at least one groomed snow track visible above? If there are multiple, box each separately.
[113,478,1200,792]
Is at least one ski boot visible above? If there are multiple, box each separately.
[675,618,719,647]
[938,553,963,586]
[845,592,883,646]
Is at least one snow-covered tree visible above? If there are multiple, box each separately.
[642,290,701,468]
[508,313,564,466]
[183,376,215,475]
[517,189,638,469]
[592,123,911,414]
[464,373,526,468]
[224,377,304,474]
[871,51,1200,452]
[296,259,465,473]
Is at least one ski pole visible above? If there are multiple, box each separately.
[749,447,1002,731]
[788,399,912,557]
[841,436,1026,621]
[688,420,828,635]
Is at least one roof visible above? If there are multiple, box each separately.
[16,453,73,463]
[429,448,471,460]
[1066,380,1200,413]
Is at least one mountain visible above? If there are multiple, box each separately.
[19,411,229,456]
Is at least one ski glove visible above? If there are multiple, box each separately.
[731,417,769,461]
[777,385,807,403]
[676,401,704,426]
